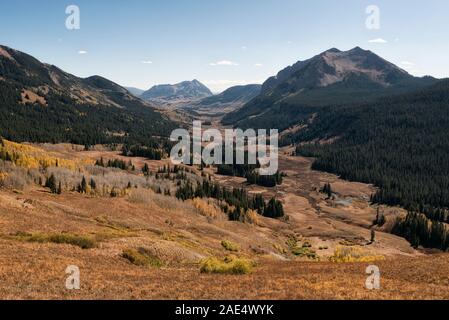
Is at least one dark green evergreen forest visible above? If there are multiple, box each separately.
[0,46,176,147]
[292,80,449,249]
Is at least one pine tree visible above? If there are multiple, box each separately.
[90,178,96,190]
[370,228,376,243]
[95,157,105,167]
[321,183,333,198]
[45,174,57,194]
[142,163,150,176]
[78,176,87,194]
[263,198,284,218]
[374,207,386,227]
[110,187,118,198]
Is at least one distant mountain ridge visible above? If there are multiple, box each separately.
[262,47,408,93]
[198,84,261,107]
[125,86,145,97]
[223,47,438,129]
[141,79,212,103]
[183,84,261,113]
[0,44,175,145]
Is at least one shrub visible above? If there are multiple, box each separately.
[0,171,28,190]
[122,248,163,268]
[199,256,253,275]
[240,209,260,225]
[302,242,312,248]
[329,246,385,263]
[128,188,153,204]
[15,232,95,249]
[46,234,95,249]
[291,246,318,259]
[221,240,239,252]
[190,198,222,219]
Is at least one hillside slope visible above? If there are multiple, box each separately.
[0,45,176,145]
[125,87,145,97]
[0,139,444,300]
[141,79,212,103]
[222,47,437,129]
[292,80,449,250]
[182,84,262,115]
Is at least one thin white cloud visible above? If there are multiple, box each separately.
[400,61,416,71]
[141,60,153,64]
[241,46,247,50]
[78,50,88,55]
[209,60,239,66]
[254,63,263,67]
[368,38,388,44]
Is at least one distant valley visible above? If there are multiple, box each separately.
[2,44,449,299]
[0,45,175,146]
[2,0,449,302]
[183,84,262,116]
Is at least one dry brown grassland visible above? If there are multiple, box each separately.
[0,139,448,300]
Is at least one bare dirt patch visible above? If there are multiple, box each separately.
[20,89,47,106]
[0,47,15,61]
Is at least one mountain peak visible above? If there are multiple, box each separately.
[141,79,212,103]
[324,48,342,54]
[223,48,438,128]
[263,46,411,94]
[348,46,367,53]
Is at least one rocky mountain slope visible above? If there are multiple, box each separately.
[222,47,437,129]
[141,79,212,103]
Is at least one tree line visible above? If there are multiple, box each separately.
[175,179,284,220]
[392,211,449,250]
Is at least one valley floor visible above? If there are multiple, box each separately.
[0,143,445,299]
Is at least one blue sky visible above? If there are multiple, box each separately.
[1,0,448,92]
